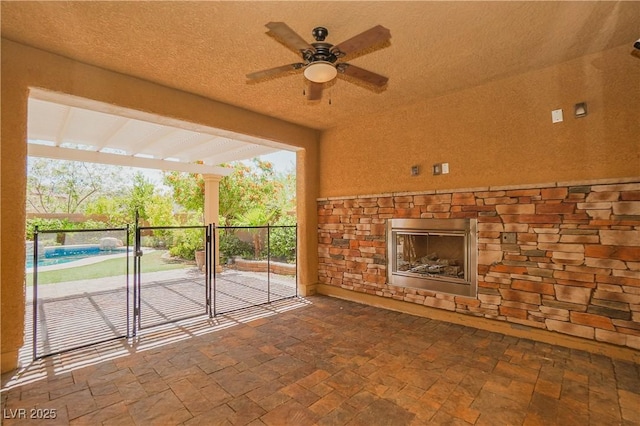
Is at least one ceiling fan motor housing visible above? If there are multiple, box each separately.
[303,27,345,64]
[305,42,340,64]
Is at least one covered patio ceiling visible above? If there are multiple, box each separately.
[4,2,639,131]
[27,90,291,176]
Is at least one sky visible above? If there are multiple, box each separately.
[259,150,296,173]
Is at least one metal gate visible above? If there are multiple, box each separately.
[31,226,131,359]
[132,224,212,333]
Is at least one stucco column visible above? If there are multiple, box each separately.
[296,148,319,297]
[203,174,223,273]
[1,67,27,373]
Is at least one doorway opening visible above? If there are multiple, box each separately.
[24,90,300,362]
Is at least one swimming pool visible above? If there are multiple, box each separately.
[26,244,129,268]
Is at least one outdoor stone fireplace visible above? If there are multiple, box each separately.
[387,218,477,297]
[317,178,640,351]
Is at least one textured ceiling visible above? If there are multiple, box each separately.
[2,1,639,131]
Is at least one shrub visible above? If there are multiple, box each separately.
[219,231,254,263]
[168,228,205,260]
[269,226,296,263]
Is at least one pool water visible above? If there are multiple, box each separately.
[26,244,129,269]
[26,254,97,268]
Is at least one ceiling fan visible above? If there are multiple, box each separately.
[246,22,391,100]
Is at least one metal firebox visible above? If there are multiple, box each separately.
[387,218,477,297]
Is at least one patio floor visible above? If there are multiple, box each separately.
[2,295,640,425]
[23,268,297,359]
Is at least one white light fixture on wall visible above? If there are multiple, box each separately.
[574,102,588,118]
[304,62,338,83]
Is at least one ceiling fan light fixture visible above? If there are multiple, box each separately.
[304,61,337,83]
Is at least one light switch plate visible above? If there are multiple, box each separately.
[551,109,563,123]
[442,163,449,174]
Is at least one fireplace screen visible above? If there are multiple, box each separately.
[395,232,466,280]
[388,219,477,297]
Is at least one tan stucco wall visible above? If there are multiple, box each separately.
[0,39,320,372]
[318,44,640,198]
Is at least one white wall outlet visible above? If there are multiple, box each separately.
[551,109,563,123]
[442,163,449,174]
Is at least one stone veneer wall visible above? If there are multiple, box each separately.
[317,179,640,351]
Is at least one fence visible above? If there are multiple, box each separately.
[214,225,297,315]
[28,223,297,359]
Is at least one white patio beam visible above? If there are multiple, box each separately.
[54,105,73,146]
[93,116,130,151]
[28,144,233,176]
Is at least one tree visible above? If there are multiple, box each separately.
[163,171,205,220]
[163,158,292,225]
[218,159,287,223]
[233,206,275,258]
[84,172,173,226]
[163,159,297,262]
[145,193,176,228]
[271,169,296,219]
[83,196,128,226]
[128,172,156,222]
[27,157,127,214]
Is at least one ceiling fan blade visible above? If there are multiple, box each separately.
[265,22,314,53]
[306,82,324,101]
[339,63,388,87]
[246,63,304,81]
[332,25,391,56]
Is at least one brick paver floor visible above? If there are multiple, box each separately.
[23,269,296,359]
[2,295,639,425]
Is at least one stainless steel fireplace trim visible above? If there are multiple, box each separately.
[387,218,478,298]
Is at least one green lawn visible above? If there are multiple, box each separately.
[27,250,194,285]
